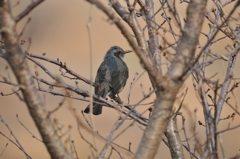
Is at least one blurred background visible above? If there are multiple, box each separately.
[0,0,239,158]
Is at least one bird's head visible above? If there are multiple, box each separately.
[105,46,132,60]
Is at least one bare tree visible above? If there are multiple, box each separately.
[0,0,240,159]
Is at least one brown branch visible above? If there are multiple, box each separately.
[25,52,95,86]
[145,0,162,80]
[181,1,240,78]
[18,17,31,40]
[164,117,185,159]
[108,0,161,84]
[16,114,43,143]
[15,0,45,23]
[81,112,134,158]
[0,115,32,159]
[216,124,240,134]
[0,1,73,159]
[134,0,208,158]
[34,76,149,126]
[0,131,29,157]
[215,33,240,124]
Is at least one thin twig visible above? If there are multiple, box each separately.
[15,0,45,22]
[86,4,99,154]
[0,115,32,159]
[16,114,43,142]
[216,124,240,134]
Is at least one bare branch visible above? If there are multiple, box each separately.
[164,117,184,159]
[134,1,208,158]
[0,1,73,158]
[16,114,43,142]
[0,115,32,159]
[26,52,95,86]
[15,0,45,23]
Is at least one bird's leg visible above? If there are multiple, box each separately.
[109,93,123,104]
[114,94,123,104]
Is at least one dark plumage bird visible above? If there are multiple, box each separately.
[84,46,131,115]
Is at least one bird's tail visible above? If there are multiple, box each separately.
[84,82,110,115]
[84,103,103,115]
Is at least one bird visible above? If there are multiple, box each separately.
[84,46,132,115]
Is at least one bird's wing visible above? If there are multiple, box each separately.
[109,58,129,95]
[95,56,128,97]
[94,60,111,97]
[110,65,128,95]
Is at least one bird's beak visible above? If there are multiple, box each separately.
[124,50,132,54]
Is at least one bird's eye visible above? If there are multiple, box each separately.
[114,51,122,58]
